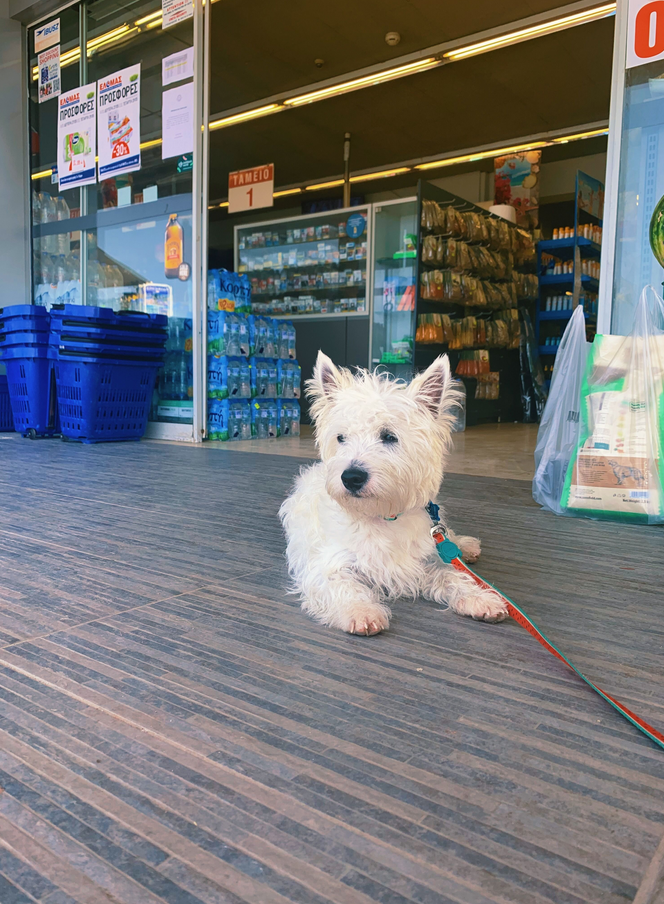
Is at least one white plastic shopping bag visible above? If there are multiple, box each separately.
[533,305,589,514]
[561,286,664,524]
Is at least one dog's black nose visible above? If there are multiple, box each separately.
[341,466,369,493]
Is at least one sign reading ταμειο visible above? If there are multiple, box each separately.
[228,164,274,214]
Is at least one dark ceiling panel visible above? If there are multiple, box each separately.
[209,0,606,112]
[208,17,613,200]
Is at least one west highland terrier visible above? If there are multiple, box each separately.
[279,351,508,635]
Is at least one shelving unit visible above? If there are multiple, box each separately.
[535,171,603,383]
[410,181,538,426]
[234,207,370,319]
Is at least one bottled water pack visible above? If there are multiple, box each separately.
[207,355,251,400]
[249,357,278,398]
[278,400,300,437]
[208,399,252,441]
[277,360,301,398]
[251,400,278,438]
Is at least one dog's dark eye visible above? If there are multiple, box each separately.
[337,434,346,444]
[380,430,398,445]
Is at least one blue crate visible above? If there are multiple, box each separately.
[54,357,160,443]
[51,337,166,361]
[0,330,50,348]
[50,304,167,330]
[0,316,51,333]
[3,347,59,437]
[0,375,14,432]
[52,324,167,345]
[0,304,50,321]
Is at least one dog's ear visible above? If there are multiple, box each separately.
[308,350,342,402]
[408,355,458,418]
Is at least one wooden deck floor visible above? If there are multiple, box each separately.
[0,434,662,904]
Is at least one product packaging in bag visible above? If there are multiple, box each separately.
[533,305,589,514]
[561,286,664,523]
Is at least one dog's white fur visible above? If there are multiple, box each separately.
[279,352,508,635]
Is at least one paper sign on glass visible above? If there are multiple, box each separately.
[162,82,194,159]
[162,0,193,30]
[627,0,664,68]
[228,164,274,214]
[34,19,60,53]
[162,48,194,86]
[38,46,61,103]
[97,64,141,179]
[57,83,97,189]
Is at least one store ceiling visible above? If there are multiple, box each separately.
[210,0,609,112]
[207,14,614,203]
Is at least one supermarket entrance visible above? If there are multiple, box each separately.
[203,0,613,449]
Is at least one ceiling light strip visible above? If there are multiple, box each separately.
[282,58,439,107]
[209,103,283,130]
[445,2,615,60]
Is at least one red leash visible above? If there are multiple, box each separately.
[431,527,664,752]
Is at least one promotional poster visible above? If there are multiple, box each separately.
[494,150,541,227]
[57,83,97,189]
[97,64,141,180]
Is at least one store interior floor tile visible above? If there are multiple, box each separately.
[196,422,540,481]
[0,435,662,904]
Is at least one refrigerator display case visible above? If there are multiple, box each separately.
[369,198,418,379]
[234,207,370,319]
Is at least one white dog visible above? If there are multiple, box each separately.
[279,352,508,635]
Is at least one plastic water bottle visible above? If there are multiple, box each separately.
[238,314,249,357]
[55,196,70,256]
[239,360,251,398]
[227,359,240,397]
[267,402,278,438]
[43,193,58,255]
[241,403,252,439]
[266,361,277,398]
[288,323,296,359]
[226,314,240,356]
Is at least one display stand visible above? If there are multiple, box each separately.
[535,171,603,381]
[411,181,537,426]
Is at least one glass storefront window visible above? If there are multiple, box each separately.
[28,2,197,434]
[611,58,664,334]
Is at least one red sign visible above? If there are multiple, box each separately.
[228,164,274,213]
[627,0,664,67]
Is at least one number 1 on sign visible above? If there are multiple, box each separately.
[247,188,253,207]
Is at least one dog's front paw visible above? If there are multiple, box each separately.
[344,605,390,636]
[460,589,508,623]
[459,536,481,564]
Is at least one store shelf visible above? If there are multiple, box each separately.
[240,259,366,275]
[270,311,369,321]
[251,285,366,297]
[539,308,597,320]
[240,238,342,254]
[539,345,559,355]
[538,237,602,259]
[540,273,599,289]
[376,256,417,265]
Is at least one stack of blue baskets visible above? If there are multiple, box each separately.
[0,304,57,437]
[0,303,167,443]
[50,304,168,443]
